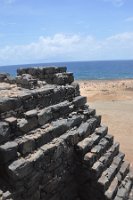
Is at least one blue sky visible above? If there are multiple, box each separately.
[0,0,133,65]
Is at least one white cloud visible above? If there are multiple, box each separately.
[107,32,133,41]
[0,32,133,65]
[103,0,125,7]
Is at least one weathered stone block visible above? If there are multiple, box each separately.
[91,144,103,154]
[17,136,35,155]
[0,141,18,163]
[77,118,97,139]
[98,174,109,191]
[61,129,80,146]
[77,122,91,138]
[83,108,96,117]
[38,107,52,126]
[119,161,130,179]
[84,152,97,167]
[16,74,37,89]
[92,143,120,179]
[17,117,38,133]
[8,158,33,180]
[52,72,74,85]
[87,118,98,135]
[4,117,17,132]
[67,115,82,128]
[0,97,21,113]
[51,101,71,116]
[73,96,87,108]
[116,176,132,199]
[105,134,114,144]
[0,122,10,144]
[51,119,69,138]
[17,118,28,133]
[91,161,104,178]
[76,137,94,156]
[105,177,118,199]
[95,126,108,137]
[4,117,17,125]
[25,109,37,118]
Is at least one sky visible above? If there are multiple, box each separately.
[0,0,133,65]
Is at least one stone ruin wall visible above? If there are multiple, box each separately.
[0,66,133,200]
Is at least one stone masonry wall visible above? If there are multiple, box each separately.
[0,66,132,200]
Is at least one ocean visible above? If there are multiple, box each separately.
[0,60,133,80]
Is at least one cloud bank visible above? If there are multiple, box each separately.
[0,32,133,65]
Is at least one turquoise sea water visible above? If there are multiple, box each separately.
[0,60,133,80]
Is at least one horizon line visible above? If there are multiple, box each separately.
[1,58,133,68]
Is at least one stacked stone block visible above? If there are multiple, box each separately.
[17,67,74,86]
[0,66,132,200]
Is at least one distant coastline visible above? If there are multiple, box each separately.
[0,60,133,80]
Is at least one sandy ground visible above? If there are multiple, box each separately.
[78,79,133,165]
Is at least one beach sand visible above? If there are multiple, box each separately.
[78,79,133,164]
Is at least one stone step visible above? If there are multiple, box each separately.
[16,100,73,134]
[105,161,130,200]
[114,172,133,200]
[76,126,108,157]
[91,142,120,179]
[116,161,130,185]
[0,84,80,118]
[98,152,125,192]
[0,113,83,164]
[0,115,99,168]
[105,176,119,200]
[83,134,114,168]
[16,114,84,156]
[15,110,100,149]
[7,116,99,184]
[11,95,87,131]
[1,96,89,144]
[0,107,99,166]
